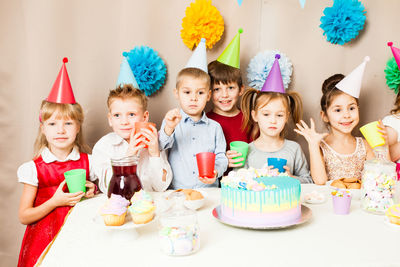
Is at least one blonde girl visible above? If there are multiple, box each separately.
[17,101,97,267]
[231,88,312,183]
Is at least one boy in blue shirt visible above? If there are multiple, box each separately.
[159,67,228,189]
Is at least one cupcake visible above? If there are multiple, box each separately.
[101,194,130,226]
[129,190,155,224]
[386,204,400,225]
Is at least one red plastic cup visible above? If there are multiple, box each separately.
[196,152,216,178]
[134,122,156,148]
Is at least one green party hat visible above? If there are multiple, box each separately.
[217,28,243,69]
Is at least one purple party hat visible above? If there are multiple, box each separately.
[261,54,285,93]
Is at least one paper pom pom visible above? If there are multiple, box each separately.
[123,46,167,96]
[181,0,224,50]
[320,0,366,45]
[247,50,293,90]
[385,57,400,94]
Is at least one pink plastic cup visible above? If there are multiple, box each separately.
[196,152,216,178]
[134,122,156,148]
[332,195,352,215]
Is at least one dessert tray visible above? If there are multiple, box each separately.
[212,205,312,230]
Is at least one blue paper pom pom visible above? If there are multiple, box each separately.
[320,0,366,45]
[123,46,167,96]
[247,50,293,90]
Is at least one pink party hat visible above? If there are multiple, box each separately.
[336,56,370,99]
[388,42,400,70]
[261,54,285,93]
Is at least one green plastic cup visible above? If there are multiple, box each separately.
[64,169,86,193]
[360,121,385,148]
[230,141,249,167]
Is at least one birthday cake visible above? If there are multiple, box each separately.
[220,168,301,227]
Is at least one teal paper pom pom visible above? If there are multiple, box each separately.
[123,46,167,96]
[320,0,366,45]
[385,57,400,94]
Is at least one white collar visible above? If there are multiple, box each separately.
[107,132,128,146]
[41,146,81,163]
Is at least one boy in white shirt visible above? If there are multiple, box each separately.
[92,84,172,193]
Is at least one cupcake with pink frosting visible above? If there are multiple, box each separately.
[101,194,130,226]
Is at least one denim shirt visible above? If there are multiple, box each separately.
[159,109,228,189]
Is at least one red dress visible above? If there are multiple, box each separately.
[18,153,89,267]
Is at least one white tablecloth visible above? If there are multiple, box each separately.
[39,185,400,267]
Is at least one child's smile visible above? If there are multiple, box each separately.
[212,82,242,116]
[324,93,359,134]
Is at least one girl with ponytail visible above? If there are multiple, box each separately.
[233,87,312,183]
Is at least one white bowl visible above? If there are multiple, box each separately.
[184,189,207,210]
[161,189,207,211]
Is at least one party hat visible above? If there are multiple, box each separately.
[336,56,370,98]
[388,42,400,70]
[116,56,139,88]
[47,57,76,104]
[261,54,285,93]
[217,28,243,69]
[185,38,208,73]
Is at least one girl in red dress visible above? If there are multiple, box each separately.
[17,58,97,267]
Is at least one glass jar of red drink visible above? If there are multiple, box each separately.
[108,156,142,201]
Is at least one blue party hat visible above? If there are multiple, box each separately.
[116,56,139,88]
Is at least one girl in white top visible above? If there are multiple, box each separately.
[92,84,172,193]
[383,94,400,162]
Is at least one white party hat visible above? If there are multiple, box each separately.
[185,38,207,73]
[336,56,370,98]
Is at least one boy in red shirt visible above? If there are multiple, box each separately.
[206,60,251,169]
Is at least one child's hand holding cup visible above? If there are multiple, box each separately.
[134,122,157,148]
[267,158,287,173]
[64,169,87,193]
[196,152,216,184]
[228,141,249,167]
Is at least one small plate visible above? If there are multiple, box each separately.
[212,205,312,230]
[384,217,400,229]
[304,197,326,204]
[93,212,155,230]
[303,192,326,204]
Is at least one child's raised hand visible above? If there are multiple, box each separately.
[140,124,160,157]
[164,108,182,136]
[294,119,328,146]
[126,127,146,157]
[50,180,85,207]
[198,170,217,184]
[226,150,245,168]
[84,181,96,198]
